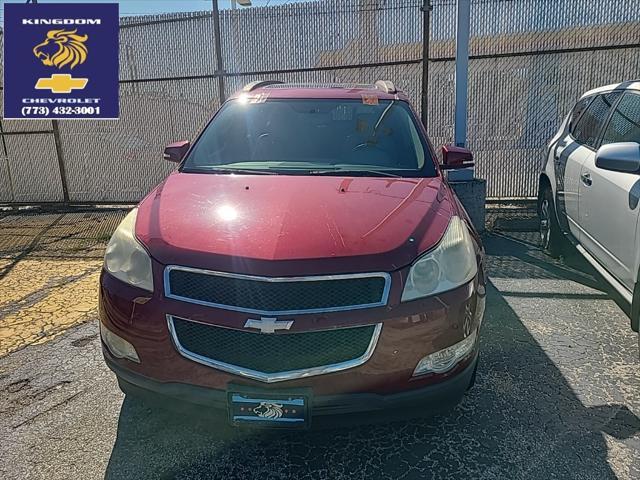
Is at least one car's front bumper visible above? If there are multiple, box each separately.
[100,270,484,394]
[105,350,478,418]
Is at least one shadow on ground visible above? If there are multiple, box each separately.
[105,233,640,479]
[0,209,127,274]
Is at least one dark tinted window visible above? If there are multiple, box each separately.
[183,98,435,176]
[601,92,640,145]
[568,96,593,134]
[572,92,621,147]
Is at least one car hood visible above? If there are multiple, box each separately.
[135,172,454,276]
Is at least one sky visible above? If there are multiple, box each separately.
[0,0,307,24]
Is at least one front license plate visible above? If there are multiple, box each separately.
[228,392,309,429]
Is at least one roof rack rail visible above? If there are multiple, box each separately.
[242,80,285,92]
[374,80,397,94]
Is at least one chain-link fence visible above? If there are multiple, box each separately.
[1,0,639,203]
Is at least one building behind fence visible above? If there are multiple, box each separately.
[0,0,638,203]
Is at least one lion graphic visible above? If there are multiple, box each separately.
[253,402,284,419]
[33,29,88,70]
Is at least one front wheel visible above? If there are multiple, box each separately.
[539,186,564,257]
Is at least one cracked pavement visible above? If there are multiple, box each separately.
[0,210,124,356]
[0,211,639,479]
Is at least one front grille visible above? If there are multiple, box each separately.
[169,316,380,381]
[165,267,389,314]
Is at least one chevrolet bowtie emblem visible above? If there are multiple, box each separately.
[244,317,293,334]
[35,74,88,94]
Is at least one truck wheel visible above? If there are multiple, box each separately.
[539,186,564,257]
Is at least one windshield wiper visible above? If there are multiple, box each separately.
[307,169,404,178]
[183,165,407,178]
[182,167,279,175]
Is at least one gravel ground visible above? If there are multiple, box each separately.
[1,230,639,479]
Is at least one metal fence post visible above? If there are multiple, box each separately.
[211,0,226,105]
[454,0,470,148]
[450,0,473,181]
[51,120,70,203]
[420,0,431,128]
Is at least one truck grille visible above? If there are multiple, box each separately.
[164,267,390,315]
[168,316,382,383]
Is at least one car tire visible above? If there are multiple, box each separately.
[538,185,564,257]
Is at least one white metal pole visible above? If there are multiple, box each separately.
[451,0,473,181]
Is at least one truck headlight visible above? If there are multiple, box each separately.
[104,208,154,292]
[401,216,477,301]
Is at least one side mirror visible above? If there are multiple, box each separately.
[163,141,190,163]
[595,142,640,173]
[441,144,474,170]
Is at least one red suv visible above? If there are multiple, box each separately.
[99,80,486,428]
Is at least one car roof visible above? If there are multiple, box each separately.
[581,80,640,98]
[228,81,409,102]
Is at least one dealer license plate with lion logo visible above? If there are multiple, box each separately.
[228,392,309,428]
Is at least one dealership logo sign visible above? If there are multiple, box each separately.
[3,3,119,119]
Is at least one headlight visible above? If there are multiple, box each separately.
[104,208,154,291]
[401,216,477,301]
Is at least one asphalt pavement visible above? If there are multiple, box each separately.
[1,228,639,479]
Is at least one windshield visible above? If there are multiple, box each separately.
[182,98,436,176]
